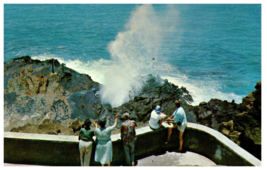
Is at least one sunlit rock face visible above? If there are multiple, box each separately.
[4,56,100,131]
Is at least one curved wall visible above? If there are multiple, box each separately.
[4,122,261,166]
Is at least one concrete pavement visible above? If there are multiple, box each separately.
[137,151,217,166]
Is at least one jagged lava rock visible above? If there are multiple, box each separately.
[4,56,261,160]
[4,56,100,131]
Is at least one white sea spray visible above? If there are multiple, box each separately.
[99,4,178,107]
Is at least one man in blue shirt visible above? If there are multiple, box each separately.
[165,100,187,151]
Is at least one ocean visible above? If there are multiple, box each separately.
[4,4,261,107]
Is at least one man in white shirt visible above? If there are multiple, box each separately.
[149,105,167,130]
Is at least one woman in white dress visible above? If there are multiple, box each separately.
[93,113,119,166]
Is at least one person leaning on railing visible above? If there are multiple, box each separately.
[120,112,137,166]
[78,118,95,166]
[165,100,187,152]
[93,113,120,166]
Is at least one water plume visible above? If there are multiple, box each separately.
[100,5,179,107]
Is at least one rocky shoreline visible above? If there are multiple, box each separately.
[4,56,261,160]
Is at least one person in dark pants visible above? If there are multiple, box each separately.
[120,112,137,166]
[78,118,95,166]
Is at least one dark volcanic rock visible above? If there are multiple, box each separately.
[208,81,261,160]
[68,89,103,120]
[103,75,196,127]
[4,56,261,160]
[4,57,194,132]
[4,56,100,131]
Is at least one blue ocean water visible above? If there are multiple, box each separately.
[4,4,261,106]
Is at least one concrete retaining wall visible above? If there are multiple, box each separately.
[4,122,261,166]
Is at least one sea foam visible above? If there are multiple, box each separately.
[31,54,243,106]
[32,4,243,107]
[163,76,243,105]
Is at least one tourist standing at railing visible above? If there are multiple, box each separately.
[165,100,187,152]
[149,105,167,130]
[78,118,95,166]
[120,112,137,166]
[93,113,119,166]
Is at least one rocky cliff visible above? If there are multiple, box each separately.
[182,81,261,159]
[4,56,100,134]
[4,56,193,134]
[4,56,261,159]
